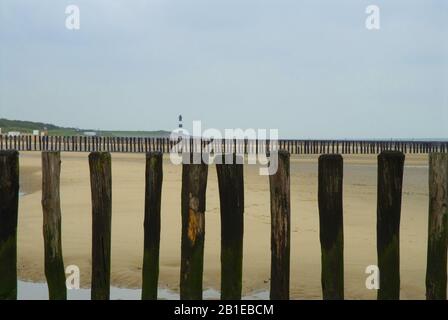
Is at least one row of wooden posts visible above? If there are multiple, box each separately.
[0,150,447,300]
[1,135,447,155]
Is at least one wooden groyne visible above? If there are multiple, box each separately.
[0,149,447,300]
[0,135,447,154]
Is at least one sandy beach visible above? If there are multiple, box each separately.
[17,152,433,299]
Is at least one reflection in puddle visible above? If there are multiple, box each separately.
[18,281,269,300]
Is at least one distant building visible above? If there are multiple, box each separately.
[32,130,40,136]
[83,131,97,137]
[0,128,2,135]
[8,131,21,137]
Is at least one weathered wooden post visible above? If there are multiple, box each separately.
[142,152,163,300]
[216,155,244,300]
[318,154,344,300]
[89,152,112,300]
[41,152,67,300]
[0,151,19,300]
[180,155,208,300]
[269,150,290,300]
[426,153,448,300]
[377,151,404,300]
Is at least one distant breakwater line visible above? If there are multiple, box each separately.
[1,135,447,154]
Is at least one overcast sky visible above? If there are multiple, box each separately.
[0,0,447,139]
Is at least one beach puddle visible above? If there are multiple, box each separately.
[18,281,269,300]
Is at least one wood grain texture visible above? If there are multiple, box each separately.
[42,152,66,300]
[89,152,112,300]
[0,150,19,300]
[377,151,404,300]
[180,157,208,300]
[216,154,244,300]
[426,153,448,300]
[269,150,290,300]
[142,152,163,300]
[318,154,344,300]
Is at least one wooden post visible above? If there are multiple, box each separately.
[318,154,344,300]
[377,151,404,300]
[426,153,448,300]
[41,152,66,300]
[216,155,244,300]
[142,152,163,300]
[89,152,112,300]
[0,151,19,300]
[180,156,208,300]
[269,150,290,300]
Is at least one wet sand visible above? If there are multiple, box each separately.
[17,152,433,299]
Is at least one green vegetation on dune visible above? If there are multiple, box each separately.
[0,118,170,137]
[0,118,76,134]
